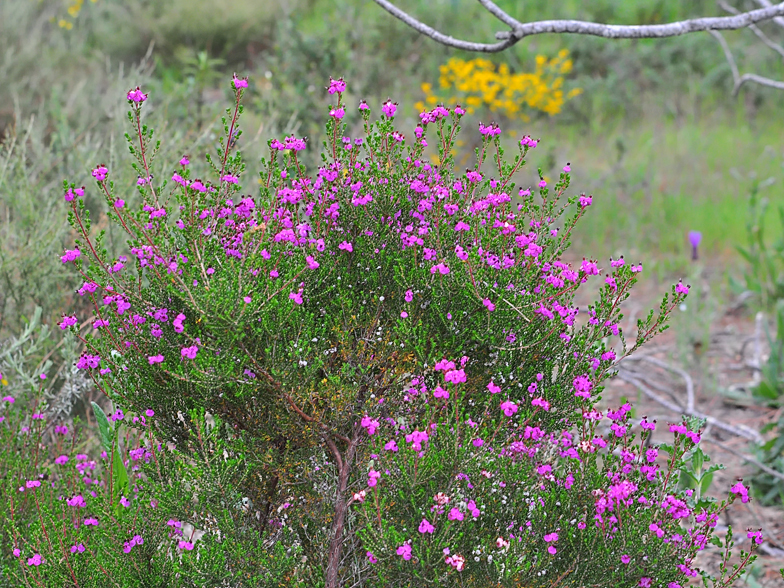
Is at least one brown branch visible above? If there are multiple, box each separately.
[372,0,784,52]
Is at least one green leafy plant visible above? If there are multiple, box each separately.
[732,180,784,309]
[2,76,764,588]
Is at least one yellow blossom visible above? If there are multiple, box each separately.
[419,51,581,120]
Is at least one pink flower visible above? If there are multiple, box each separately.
[532,397,550,411]
[405,430,429,451]
[233,75,248,89]
[67,494,86,508]
[384,439,399,452]
[573,375,593,399]
[178,540,194,551]
[289,291,303,305]
[361,415,380,435]
[306,255,320,270]
[91,165,108,181]
[675,281,689,295]
[26,553,42,566]
[482,298,495,312]
[329,107,345,119]
[396,543,412,560]
[382,100,398,118]
[731,481,749,503]
[181,346,198,360]
[328,77,346,94]
[448,507,464,521]
[126,87,147,102]
[61,248,81,264]
[148,354,164,365]
[444,369,466,384]
[500,400,518,417]
[539,179,547,188]
[338,241,353,253]
[434,359,456,372]
[366,551,377,563]
[487,380,501,394]
[367,470,381,487]
[59,315,78,330]
[621,554,631,564]
[433,386,449,400]
[418,518,435,534]
[55,455,69,465]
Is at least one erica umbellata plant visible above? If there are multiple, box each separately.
[41,76,763,587]
[0,379,303,587]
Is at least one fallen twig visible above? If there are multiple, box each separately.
[615,369,764,444]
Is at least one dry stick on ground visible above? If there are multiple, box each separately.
[746,498,784,550]
[701,436,784,485]
[616,366,784,485]
[631,355,696,413]
[372,0,784,52]
[616,363,763,443]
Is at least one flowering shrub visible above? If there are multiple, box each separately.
[415,51,582,120]
[0,385,303,586]
[13,75,763,587]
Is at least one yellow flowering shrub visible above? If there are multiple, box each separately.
[415,49,582,121]
[55,0,98,30]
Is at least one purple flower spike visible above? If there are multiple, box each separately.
[688,231,702,261]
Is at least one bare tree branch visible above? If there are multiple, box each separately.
[753,0,784,29]
[710,29,784,93]
[372,0,784,52]
[720,1,784,57]
[371,0,517,53]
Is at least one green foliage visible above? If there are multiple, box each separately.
[0,387,305,587]
[733,180,784,309]
[733,181,784,506]
[36,76,757,586]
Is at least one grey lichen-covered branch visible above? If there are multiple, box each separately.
[713,1,784,94]
[372,0,784,52]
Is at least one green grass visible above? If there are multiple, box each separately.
[559,117,783,267]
